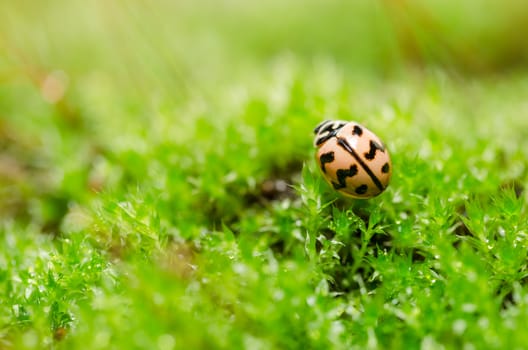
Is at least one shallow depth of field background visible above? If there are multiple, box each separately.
[2,1,528,349]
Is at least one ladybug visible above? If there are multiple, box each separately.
[314,120,392,199]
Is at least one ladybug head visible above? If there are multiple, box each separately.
[313,120,347,146]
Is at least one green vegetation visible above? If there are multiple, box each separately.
[2,1,528,348]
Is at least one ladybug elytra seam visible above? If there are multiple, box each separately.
[336,138,385,192]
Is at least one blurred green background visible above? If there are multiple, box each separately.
[3,0,528,229]
[4,0,528,76]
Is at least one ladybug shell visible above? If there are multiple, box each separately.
[315,122,391,199]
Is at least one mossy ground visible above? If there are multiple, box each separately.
[2,1,528,349]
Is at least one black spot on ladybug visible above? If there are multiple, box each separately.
[319,152,335,173]
[337,138,385,192]
[381,162,390,174]
[332,164,358,190]
[355,184,368,194]
[364,140,385,160]
[352,125,363,136]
